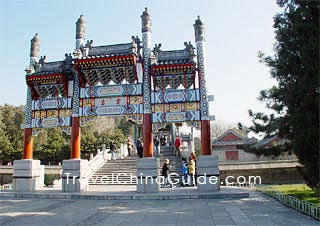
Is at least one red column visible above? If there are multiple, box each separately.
[201,120,211,155]
[71,117,81,159]
[23,128,33,159]
[143,114,153,157]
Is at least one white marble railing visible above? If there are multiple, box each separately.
[0,183,12,190]
[87,147,108,178]
[53,143,128,189]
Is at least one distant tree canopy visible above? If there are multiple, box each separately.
[0,104,24,164]
[247,0,319,192]
[0,105,131,165]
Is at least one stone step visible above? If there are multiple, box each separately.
[97,168,137,171]
[89,151,184,185]
[94,171,137,174]
[89,182,136,185]
[90,174,182,179]
[93,171,181,175]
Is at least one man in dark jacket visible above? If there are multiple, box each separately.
[136,137,143,158]
[161,159,173,188]
[153,136,160,157]
[109,140,116,160]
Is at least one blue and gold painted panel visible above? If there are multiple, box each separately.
[31,97,73,110]
[152,111,200,123]
[151,89,200,104]
[80,104,143,117]
[31,116,71,128]
[80,84,143,98]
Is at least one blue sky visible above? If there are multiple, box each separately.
[0,0,280,125]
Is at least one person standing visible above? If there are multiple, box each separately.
[161,159,173,188]
[174,136,181,157]
[126,136,133,157]
[187,157,196,186]
[164,135,168,146]
[190,151,197,186]
[136,137,143,158]
[181,157,188,187]
[109,139,116,160]
[160,136,165,146]
[153,136,160,157]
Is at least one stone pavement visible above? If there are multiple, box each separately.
[0,188,318,226]
[0,186,249,200]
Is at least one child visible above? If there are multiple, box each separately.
[161,159,173,188]
[181,158,188,187]
[188,157,196,186]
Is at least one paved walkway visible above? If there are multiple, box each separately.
[0,188,318,226]
[0,186,249,200]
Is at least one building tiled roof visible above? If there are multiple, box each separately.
[251,136,277,148]
[212,129,257,147]
[87,43,137,58]
[29,61,65,76]
[251,136,289,149]
[155,49,195,65]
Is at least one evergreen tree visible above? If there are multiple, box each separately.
[249,0,319,192]
[0,105,129,164]
[81,125,98,160]
[116,117,134,137]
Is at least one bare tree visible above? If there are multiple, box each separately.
[210,120,235,140]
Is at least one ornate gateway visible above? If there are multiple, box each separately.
[22,8,213,159]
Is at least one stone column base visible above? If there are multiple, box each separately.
[197,155,220,191]
[136,158,160,193]
[62,159,89,192]
[13,159,44,191]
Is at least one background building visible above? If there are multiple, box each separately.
[212,129,297,163]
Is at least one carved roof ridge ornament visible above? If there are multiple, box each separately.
[85,40,93,48]
[62,53,73,75]
[152,43,162,58]
[183,41,195,56]
[131,36,142,57]
[64,53,73,64]
[36,55,46,69]
[141,7,151,32]
[194,15,205,42]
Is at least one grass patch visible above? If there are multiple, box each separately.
[259,184,319,206]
